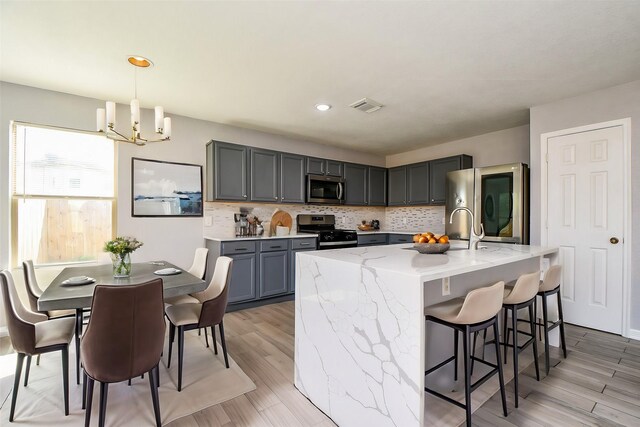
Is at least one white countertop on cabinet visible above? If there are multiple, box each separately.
[204,233,318,242]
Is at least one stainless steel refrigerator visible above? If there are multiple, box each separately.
[445,163,529,244]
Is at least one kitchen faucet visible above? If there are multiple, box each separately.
[449,207,485,250]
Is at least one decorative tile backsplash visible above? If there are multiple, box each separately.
[204,202,445,236]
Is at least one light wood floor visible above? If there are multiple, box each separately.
[2,301,639,426]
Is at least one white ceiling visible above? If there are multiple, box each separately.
[1,1,640,155]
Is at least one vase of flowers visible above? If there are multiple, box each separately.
[104,236,143,278]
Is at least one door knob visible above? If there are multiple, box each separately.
[610,237,619,244]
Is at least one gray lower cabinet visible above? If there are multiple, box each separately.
[368,167,387,206]
[288,238,317,293]
[250,148,280,202]
[258,250,288,298]
[357,234,388,246]
[429,155,473,204]
[388,166,407,206]
[207,141,248,201]
[227,253,257,303]
[343,163,368,205]
[388,234,412,244]
[280,153,305,203]
[407,162,430,205]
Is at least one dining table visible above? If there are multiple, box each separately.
[38,261,207,385]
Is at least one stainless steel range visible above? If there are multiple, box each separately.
[297,214,358,250]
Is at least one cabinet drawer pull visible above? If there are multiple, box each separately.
[299,242,311,246]
[270,245,283,249]
[234,248,248,251]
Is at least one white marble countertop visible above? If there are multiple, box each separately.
[356,229,419,235]
[204,232,318,242]
[298,240,558,282]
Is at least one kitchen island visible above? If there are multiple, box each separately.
[294,241,558,427]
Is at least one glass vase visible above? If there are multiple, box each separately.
[111,253,132,278]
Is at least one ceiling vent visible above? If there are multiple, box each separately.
[349,98,383,113]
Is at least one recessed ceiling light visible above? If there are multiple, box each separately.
[315,104,331,111]
[127,55,153,68]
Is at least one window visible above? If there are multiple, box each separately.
[11,123,116,266]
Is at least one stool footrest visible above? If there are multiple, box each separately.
[425,355,456,376]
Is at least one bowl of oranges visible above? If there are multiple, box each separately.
[412,232,450,254]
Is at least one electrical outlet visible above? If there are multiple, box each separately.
[204,216,213,227]
[442,277,451,296]
[442,217,446,225]
[403,217,407,225]
[342,216,346,224]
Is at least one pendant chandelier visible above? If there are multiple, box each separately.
[96,56,171,146]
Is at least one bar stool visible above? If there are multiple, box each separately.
[500,271,541,408]
[424,281,507,427]
[535,265,567,374]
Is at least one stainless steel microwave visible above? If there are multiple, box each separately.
[306,174,345,204]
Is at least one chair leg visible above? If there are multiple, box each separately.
[9,353,25,421]
[503,308,508,362]
[23,355,32,387]
[76,309,82,385]
[98,382,109,427]
[219,321,230,369]
[36,354,40,366]
[168,322,175,369]
[178,326,185,391]
[205,326,209,348]
[470,331,477,376]
[462,325,472,427]
[529,304,540,381]
[557,290,567,358]
[542,294,550,375]
[148,366,162,427]
[82,370,87,409]
[454,329,459,380]
[84,376,95,427]
[62,346,69,415]
[493,317,508,417]
[198,328,201,336]
[211,325,218,355]
[155,363,160,389]
[512,306,519,408]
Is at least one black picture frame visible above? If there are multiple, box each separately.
[131,157,203,217]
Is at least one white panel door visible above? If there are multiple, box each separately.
[547,126,624,334]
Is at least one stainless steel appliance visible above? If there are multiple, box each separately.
[306,174,345,204]
[446,163,529,244]
[297,214,357,249]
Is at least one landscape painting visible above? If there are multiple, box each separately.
[132,157,203,217]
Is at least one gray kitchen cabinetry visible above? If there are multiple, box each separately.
[249,148,280,202]
[357,234,388,246]
[288,238,316,293]
[429,155,473,204]
[280,153,305,204]
[388,166,407,206]
[368,167,387,206]
[343,163,368,205]
[219,241,258,303]
[206,141,248,201]
[388,234,412,244]
[407,162,430,205]
[306,157,343,177]
[258,249,289,298]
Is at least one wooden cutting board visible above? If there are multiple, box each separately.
[270,210,292,235]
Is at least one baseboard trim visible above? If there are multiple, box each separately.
[0,326,7,338]
[628,328,640,341]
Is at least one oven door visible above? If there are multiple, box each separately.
[474,163,529,244]
[306,174,345,204]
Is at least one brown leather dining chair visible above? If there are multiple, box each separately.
[81,278,165,427]
[165,256,233,391]
[0,270,75,422]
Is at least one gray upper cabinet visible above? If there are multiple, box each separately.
[429,155,473,204]
[388,166,407,206]
[306,157,343,177]
[207,141,248,201]
[280,153,305,204]
[368,167,387,206]
[325,160,343,177]
[343,163,368,205]
[407,162,430,205]
[258,250,289,298]
[249,148,280,202]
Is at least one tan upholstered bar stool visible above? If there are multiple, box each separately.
[535,265,567,374]
[424,281,508,427]
[499,271,541,408]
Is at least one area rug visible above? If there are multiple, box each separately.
[0,330,255,426]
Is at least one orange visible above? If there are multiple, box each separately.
[438,236,449,244]
[418,236,428,244]
[413,234,421,243]
[428,237,437,244]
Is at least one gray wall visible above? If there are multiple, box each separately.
[386,125,530,168]
[0,82,385,271]
[529,79,640,331]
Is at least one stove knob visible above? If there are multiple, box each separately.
[325,235,334,241]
